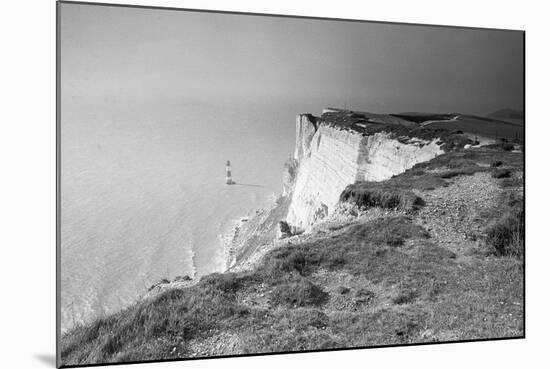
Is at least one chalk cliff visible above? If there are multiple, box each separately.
[285,110,445,230]
[229,108,470,269]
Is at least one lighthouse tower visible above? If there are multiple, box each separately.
[225,160,234,185]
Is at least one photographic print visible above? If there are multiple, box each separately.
[57,1,524,366]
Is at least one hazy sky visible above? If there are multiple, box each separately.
[60,3,524,115]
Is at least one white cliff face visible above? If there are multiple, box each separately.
[356,134,444,181]
[285,114,444,231]
[286,124,362,229]
[293,114,318,162]
[282,157,298,196]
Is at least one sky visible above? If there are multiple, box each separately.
[60,2,524,115]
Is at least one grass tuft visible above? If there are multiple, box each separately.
[340,184,424,211]
[485,202,524,257]
[392,290,419,305]
[269,279,329,308]
[491,169,512,179]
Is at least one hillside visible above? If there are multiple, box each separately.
[60,109,524,366]
[394,112,524,142]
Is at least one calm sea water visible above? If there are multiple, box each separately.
[60,100,297,332]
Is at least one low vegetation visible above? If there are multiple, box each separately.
[485,198,524,257]
[491,169,512,179]
[269,279,329,307]
[339,184,423,211]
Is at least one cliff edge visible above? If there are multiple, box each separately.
[285,110,452,231]
[228,108,473,270]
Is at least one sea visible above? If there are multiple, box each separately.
[60,99,300,332]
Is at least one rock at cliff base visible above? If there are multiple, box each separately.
[277,221,293,239]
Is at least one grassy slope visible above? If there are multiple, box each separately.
[61,146,524,366]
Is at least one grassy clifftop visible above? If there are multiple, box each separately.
[319,109,523,146]
[61,145,524,366]
[319,110,472,151]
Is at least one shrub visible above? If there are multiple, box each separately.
[147,278,171,291]
[382,228,405,246]
[269,279,329,308]
[491,169,512,179]
[261,246,312,278]
[392,290,418,305]
[198,272,245,294]
[340,184,424,211]
[336,286,351,294]
[354,288,375,304]
[491,160,503,167]
[485,204,524,257]
[173,275,192,282]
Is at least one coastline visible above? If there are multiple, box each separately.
[137,192,284,304]
[219,211,256,271]
[223,202,278,271]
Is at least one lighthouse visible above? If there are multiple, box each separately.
[225,160,234,185]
